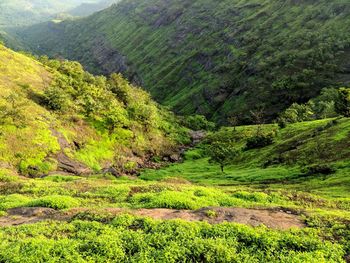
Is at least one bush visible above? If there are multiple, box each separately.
[0,215,345,262]
[0,194,30,211]
[335,87,350,117]
[184,149,204,160]
[245,134,274,150]
[182,115,215,131]
[42,86,70,112]
[302,164,336,176]
[18,158,57,177]
[27,195,80,210]
[0,172,17,182]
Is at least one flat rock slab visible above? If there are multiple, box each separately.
[0,207,305,230]
[132,207,305,230]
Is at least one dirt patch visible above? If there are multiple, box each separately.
[134,207,304,230]
[0,207,58,227]
[0,206,305,230]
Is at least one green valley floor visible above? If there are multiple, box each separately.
[0,118,349,262]
[0,163,349,261]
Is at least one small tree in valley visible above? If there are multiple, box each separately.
[208,141,240,173]
[250,108,265,136]
[227,115,239,131]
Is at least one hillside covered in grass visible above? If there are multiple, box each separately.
[0,44,188,178]
[15,0,350,122]
[0,117,349,262]
[143,118,350,190]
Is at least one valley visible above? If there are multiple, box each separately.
[12,0,350,122]
[0,0,349,262]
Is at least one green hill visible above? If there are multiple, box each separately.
[0,44,187,177]
[0,0,101,28]
[143,118,350,188]
[15,0,350,122]
[68,0,120,17]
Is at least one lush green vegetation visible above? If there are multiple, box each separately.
[0,2,350,262]
[0,215,345,262]
[15,0,350,122]
[0,114,349,261]
[0,44,188,177]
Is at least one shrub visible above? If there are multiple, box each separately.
[232,191,269,202]
[184,149,204,160]
[131,191,199,210]
[43,175,78,182]
[205,210,217,218]
[245,134,274,150]
[0,194,31,211]
[335,87,350,117]
[27,195,80,210]
[0,171,17,182]
[42,86,70,112]
[18,158,57,177]
[302,164,336,176]
[182,115,216,131]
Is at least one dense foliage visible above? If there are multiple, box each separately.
[0,45,188,177]
[335,88,350,117]
[276,87,348,126]
[15,0,350,123]
[208,141,240,172]
[0,216,345,263]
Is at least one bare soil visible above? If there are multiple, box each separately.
[0,206,305,230]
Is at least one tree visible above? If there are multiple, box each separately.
[109,73,131,106]
[250,108,266,136]
[227,115,239,131]
[208,141,240,173]
[42,86,70,112]
[0,93,27,127]
[182,115,215,131]
[335,88,350,117]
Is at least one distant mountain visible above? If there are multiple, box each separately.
[16,0,350,123]
[0,0,101,27]
[68,0,120,17]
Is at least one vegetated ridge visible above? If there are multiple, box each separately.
[0,44,188,178]
[15,0,350,123]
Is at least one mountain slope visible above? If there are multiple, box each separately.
[16,0,350,123]
[0,44,187,177]
[68,0,120,17]
[0,0,101,27]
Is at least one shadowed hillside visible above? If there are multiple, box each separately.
[15,0,350,123]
